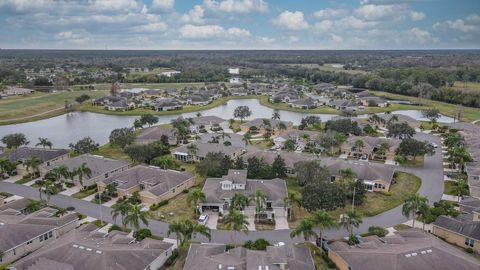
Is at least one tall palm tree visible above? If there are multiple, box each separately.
[36,137,53,149]
[254,190,267,222]
[181,219,211,246]
[75,162,92,188]
[354,139,365,156]
[290,219,318,241]
[242,133,252,148]
[417,203,431,231]
[186,188,206,217]
[272,110,281,121]
[223,209,249,245]
[340,210,363,237]
[310,209,336,244]
[402,193,428,228]
[167,220,184,247]
[187,144,198,162]
[52,165,70,187]
[452,179,469,202]
[124,204,149,230]
[0,157,13,176]
[283,191,302,220]
[111,202,131,230]
[43,180,59,204]
[24,155,42,179]
[231,192,250,211]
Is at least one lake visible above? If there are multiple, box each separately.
[0,99,454,148]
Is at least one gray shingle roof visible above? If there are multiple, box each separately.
[433,215,480,240]
[136,126,176,145]
[173,142,243,158]
[0,223,55,252]
[323,159,396,184]
[1,147,69,163]
[13,224,174,270]
[329,228,480,270]
[191,116,226,126]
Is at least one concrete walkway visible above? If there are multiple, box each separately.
[103,197,120,207]
[82,193,97,202]
[4,195,23,203]
[59,186,80,196]
[3,175,22,183]
[441,194,460,202]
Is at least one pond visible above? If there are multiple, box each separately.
[0,99,454,148]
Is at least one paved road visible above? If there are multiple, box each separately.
[0,133,444,244]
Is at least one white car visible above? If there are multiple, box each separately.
[198,214,209,225]
[430,142,438,148]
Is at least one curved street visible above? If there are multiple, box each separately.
[0,133,444,244]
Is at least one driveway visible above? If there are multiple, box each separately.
[0,133,445,244]
[275,216,289,230]
[59,186,80,196]
[205,212,219,230]
[3,175,22,183]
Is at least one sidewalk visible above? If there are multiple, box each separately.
[60,186,81,196]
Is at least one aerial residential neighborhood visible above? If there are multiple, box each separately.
[1,1,480,269]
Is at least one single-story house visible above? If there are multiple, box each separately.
[323,159,396,192]
[189,116,227,133]
[199,169,288,220]
[242,150,319,176]
[152,98,182,111]
[183,94,212,106]
[197,133,245,148]
[433,211,480,254]
[360,96,389,107]
[329,99,364,111]
[269,91,299,104]
[290,98,317,109]
[136,126,177,145]
[1,147,70,176]
[0,200,79,264]
[12,224,174,270]
[273,129,322,150]
[97,165,194,205]
[239,118,293,135]
[184,243,315,270]
[313,83,336,93]
[43,154,131,188]
[328,228,480,270]
[2,86,34,96]
[340,136,400,161]
[172,142,244,162]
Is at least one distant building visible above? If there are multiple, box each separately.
[159,70,181,77]
[2,86,34,96]
[1,147,70,176]
[136,126,177,145]
[228,68,240,75]
[172,142,244,162]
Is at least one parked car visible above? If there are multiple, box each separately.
[198,214,209,225]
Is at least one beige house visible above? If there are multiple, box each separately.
[340,136,400,161]
[0,199,79,264]
[172,142,244,162]
[432,211,480,253]
[97,165,195,205]
[1,147,70,177]
[43,154,131,188]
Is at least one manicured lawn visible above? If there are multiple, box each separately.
[394,223,411,230]
[15,176,34,184]
[444,181,457,196]
[369,90,480,122]
[90,219,107,227]
[72,82,205,91]
[255,223,275,231]
[288,172,421,228]
[399,156,425,167]
[148,191,196,224]
[0,90,108,124]
[93,143,130,160]
[250,140,273,150]
[71,186,97,199]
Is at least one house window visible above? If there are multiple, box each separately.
[13,249,16,255]
[465,238,475,247]
[39,235,43,242]
[49,231,53,238]
[172,188,176,193]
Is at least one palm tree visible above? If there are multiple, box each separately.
[182,219,211,246]
[242,132,252,148]
[187,144,198,162]
[223,209,249,245]
[25,199,46,213]
[231,192,250,211]
[0,157,13,176]
[167,220,184,247]
[43,180,59,204]
[452,179,469,202]
[402,193,428,228]
[272,110,281,121]
[310,209,336,244]
[290,219,318,241]
[52,165,71,187]
[283,191,302,220]
[354,139,365,156]
[276,122,287,135]
[111,202,131,230]
[340,210,363,237]
[36,137,52,149]
[24,155,42,180]
[124,204,149,230]
[75,162,92,188]
[186,188,206,217]
[417,203,431,231]
[254,190,267,223]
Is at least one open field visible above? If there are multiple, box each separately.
[369,90,480,122]
[71,82,205,91]
[283,63,369,75]
[288,172,421,228]
[452,81,480,92]
[0,90,108,124]
[93,143,130,160]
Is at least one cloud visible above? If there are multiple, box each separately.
[131,22,168,33]
[54,30,91,45]
[272,11,309,30]
[433,14,480,33]
[314,20,333,32]
[355,4,400,20]
[288,35,299,42]
[151,0,175,12]
[409,11,425,21]
[181,5,205,24]
[203,0,268,14]
[179,24,250,39]
[329,33,343,43]
[409,27,437,44]
[313,8,347,20]
[92,0,141,12]
[256,36,275,43]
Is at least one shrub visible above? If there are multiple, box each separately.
[348,235,360,245]
[165,249,179,266]
[65,182,75,188]
[66,206,75,211]
[368,226,388,237]
[466,247,474,254]
[182,189,189,194]
[149,200,169,211]
[250,238,270,250]
[134,228,152,241]
[108,224,123,232]
[321,252,337,269]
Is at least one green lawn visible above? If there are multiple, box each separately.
[393,223,411,231]
[0,90,108,123]
[71,186,97,199]
[304,243,337,270]
[399,156,425,167]
[93,143,130,160]
[15,176,34,185]
[148,191,196,224]
[288,172,421,228]
[283,63,369,75]
[369,90,480,122]
[72,82,206,91]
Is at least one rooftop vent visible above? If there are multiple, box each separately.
[78,246,85,250]
[411,253,418,256]
[86,248,92,251]
[405,254,411,258]
[96,250,102,254]
[72,244,78,248]
[218,264,222,269]
[426,249,432,253]
[420,251,426,254]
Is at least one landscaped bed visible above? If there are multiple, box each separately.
[71,186,97,199]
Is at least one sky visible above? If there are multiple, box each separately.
[0,0,479,50]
